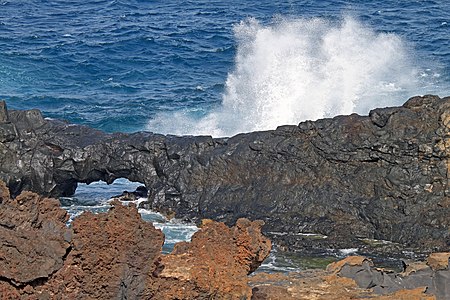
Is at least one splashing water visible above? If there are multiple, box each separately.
[148,16,425,137]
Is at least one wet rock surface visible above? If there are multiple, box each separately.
[112,186,149,202]
[0,95,449,254]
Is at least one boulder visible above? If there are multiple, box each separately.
[112,185,148,201]
[329,254,450,299]
[427,252,450,271]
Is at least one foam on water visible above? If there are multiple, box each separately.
[148,16,435,137]
[60,179,199,254]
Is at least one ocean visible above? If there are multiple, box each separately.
[1,0,449,271]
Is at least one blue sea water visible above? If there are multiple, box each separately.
[1,0,449,134]
[1,0,449,270]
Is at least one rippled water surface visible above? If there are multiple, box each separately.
[1,0,449,134]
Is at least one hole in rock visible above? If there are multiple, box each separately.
[59,178,198,253]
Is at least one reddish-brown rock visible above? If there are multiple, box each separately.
[427,252,450,271]
[326,255,372,273]
[39,200,165,299]
[152,218,272,300]
[0,181,70,286]
[0,181,272,299]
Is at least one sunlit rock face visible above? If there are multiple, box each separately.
[0,182,271,299]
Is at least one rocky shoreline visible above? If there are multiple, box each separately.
[0,95,449,255]
[0,181,270,299]
[1,182,449,299]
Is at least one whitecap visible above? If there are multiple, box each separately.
[147,16,427,137]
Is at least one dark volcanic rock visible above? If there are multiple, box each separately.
[112,185,148,202]
[326,254,450,300]
[0,95,449,253]
[250,255,445,299]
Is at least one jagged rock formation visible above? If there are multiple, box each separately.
[0,95,449,252]
[0,183,271,299]
[2,182,449,299]
[0,181,71,290]
[152,218,271,299]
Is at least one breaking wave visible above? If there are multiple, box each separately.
[148,16,430,137]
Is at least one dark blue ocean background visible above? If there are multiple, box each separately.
[1,0,449,270]
[1,0,449,134]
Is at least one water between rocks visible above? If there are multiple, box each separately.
[61,178,419,274]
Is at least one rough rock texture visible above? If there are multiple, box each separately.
[1,181,449,299]
[152,218,271,299]
[427,252,450,270]
[0,181,71,286]
[37,200,165,299]
[249,272,436,300]
[326,254,450,299]
[0,95,449,253]
[0,182,272,299]
[0,183,166,299]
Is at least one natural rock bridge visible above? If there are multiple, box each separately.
[0,95,449,253]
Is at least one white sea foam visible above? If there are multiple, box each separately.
[148,16,428,137]
[339,248,359,256]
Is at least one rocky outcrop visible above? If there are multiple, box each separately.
[0,181,71,287]
[153,218,271,299]
[39,200,165,299]
[2,183,450,299]
[250,253,450,300]
[0,95,449,253]
[0,183,165,299]
[0,182,270,299]
[326,254,450,299]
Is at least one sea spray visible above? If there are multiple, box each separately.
[148,16,421,137]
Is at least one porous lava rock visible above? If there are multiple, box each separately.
[0,182,272,299]
[0,181,70,287]
[37,200,165,299]
[152,218,271,299]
